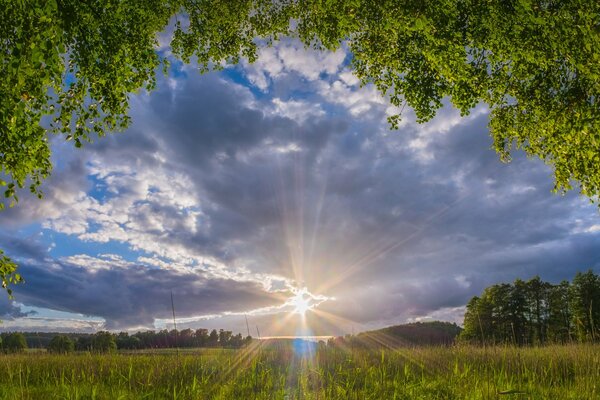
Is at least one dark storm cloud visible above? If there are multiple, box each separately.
[129,75,346,169]
[0,296,36,320]
[1,245,282,330]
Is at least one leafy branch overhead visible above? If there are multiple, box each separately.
[0,250,21,297]
[0,0,599,290]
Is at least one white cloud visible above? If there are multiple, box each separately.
[61,253,133,271]
[268,97,325,123]
[339,70,360,87]
[585,224,600,233]
[0,317,104,332]
[243,47,285,90]
[277,43,345,80]
[242,39,346,90]
[317,79,385,116]
[43,157,205,266]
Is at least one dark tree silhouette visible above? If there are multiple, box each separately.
[461,270,600,345]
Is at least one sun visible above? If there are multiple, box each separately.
[290,290,311,316]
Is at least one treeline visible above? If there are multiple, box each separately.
[461,270,600,345]
[110,328,252,350]
[1,329,252,353]
[328,321,462,349]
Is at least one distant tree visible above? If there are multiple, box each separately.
[208,329,219,347]
[116,332,142,350]
[75,335,93,351]
[462,271,600,345]
[168,329,179,348]
[570,270,600,342]
[218,329,232,347]
[486,284,515,343]
[475,292,495,344]
[157,329,170,348]
[547,281,573,343]
[91,331,117,353]
[195,329,209,347]
[509,279,529,344]
[116,332,129,349]
[525,276,552,344]
[2,332,27,353]
[133,330,160,349]
[179,329,194,348]
[460,296,483,343]
[333,321,462,348]
[47,335,74,354]
[229,333,244,348]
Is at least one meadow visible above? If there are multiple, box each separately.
[0,343,598,399]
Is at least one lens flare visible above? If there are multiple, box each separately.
[290,289,311,315]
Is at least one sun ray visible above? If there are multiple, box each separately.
[315,194,468,295]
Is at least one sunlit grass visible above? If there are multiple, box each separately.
[0,344,598,399]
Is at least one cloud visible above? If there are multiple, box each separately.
[0,298,36,320]
[316,76,386,117]
[242,39,346,90]
[0,39,599,334]
[267,98,325,123]
[0,316,104,333]
[8,254,284,330]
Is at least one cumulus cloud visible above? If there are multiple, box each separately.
[3,250,285,330]
[242,39,346,90]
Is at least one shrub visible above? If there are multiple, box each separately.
[47,335,75,354]
[91,331,117,353]
[2,332,27,353]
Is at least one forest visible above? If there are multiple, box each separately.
[0,328,251,353]
[327,321,462,349]
[460,270,600,345]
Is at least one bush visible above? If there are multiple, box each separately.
[47,335,75,354]
[91,331,117,353]
[2,332,27,353]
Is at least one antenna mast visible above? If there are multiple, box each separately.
[171,290,179,353]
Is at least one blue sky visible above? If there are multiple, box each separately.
[1,38,599,336]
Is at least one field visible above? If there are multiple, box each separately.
[0,344,598,399]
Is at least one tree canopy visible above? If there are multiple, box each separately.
[1,332,28,353]
[461,270,600,344]
[1,0,599,291]
[47,334,75,354]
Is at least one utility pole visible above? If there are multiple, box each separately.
[171,290,179,357]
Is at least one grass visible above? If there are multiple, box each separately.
[0,344,598,399]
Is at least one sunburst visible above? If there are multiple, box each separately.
[289,289,311,316]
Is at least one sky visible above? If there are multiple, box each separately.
[1,38,599,336]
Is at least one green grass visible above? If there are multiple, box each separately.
[0,344,598,399]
